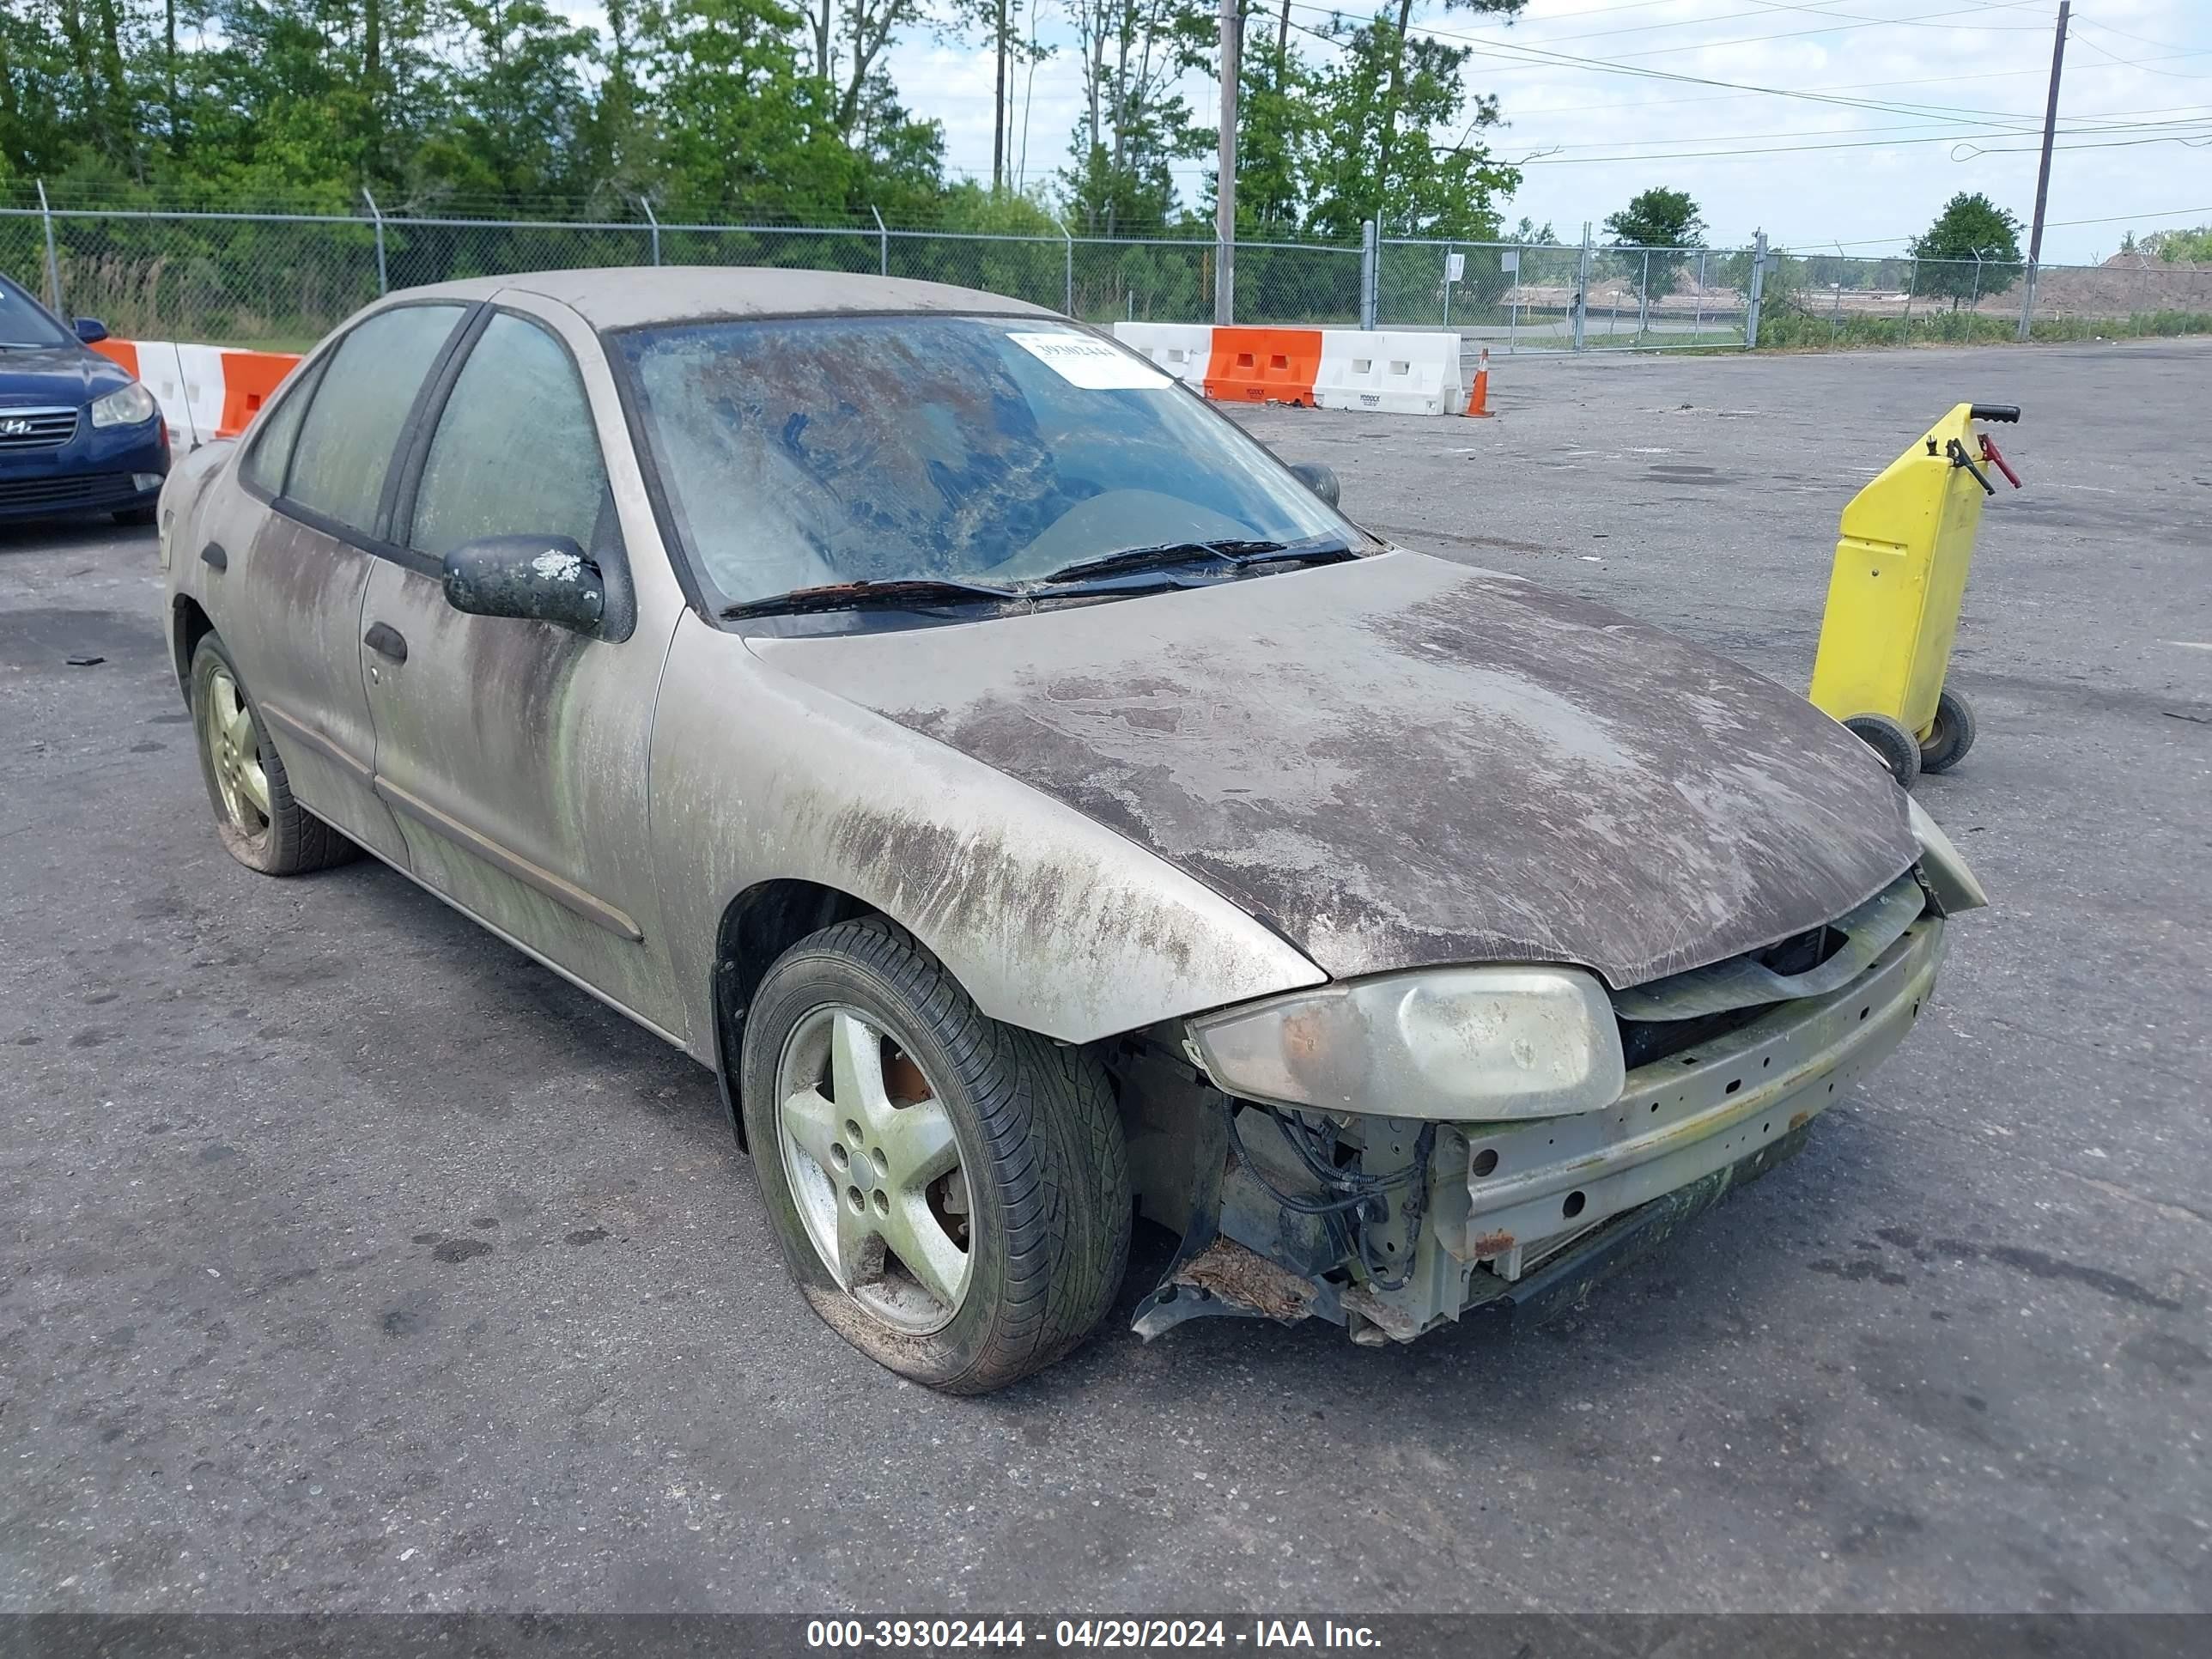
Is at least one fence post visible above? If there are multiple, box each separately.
[1744,230,1769,347]
[362,188,389,295]
[1637,250,1651,340]
[641,199,660,266]
[35,179,64,316]
[869,205,888,278]
[1901,256,1917,341]
[1573,224,1591,351]
[1056,216,1073,315]
[1506,247,1520,353]
[1970,249,1984,318]
[1359,219,1377,330]
[1693,249,1707,341]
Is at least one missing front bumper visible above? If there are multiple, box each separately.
[1132,915,1948,1346]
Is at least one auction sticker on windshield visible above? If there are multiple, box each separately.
[1009,331,1172,391]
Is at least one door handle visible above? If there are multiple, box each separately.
[363,622,408,664]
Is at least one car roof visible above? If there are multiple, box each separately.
[400,266,1063,331]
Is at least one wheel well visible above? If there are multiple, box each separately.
[172,596,213,702]
[710,879,875,1147]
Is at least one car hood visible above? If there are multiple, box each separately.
[752,550,1919,990]
[0,343,126,404]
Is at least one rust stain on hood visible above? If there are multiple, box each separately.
[753,551,1917,989]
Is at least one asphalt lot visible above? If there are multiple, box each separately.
[3,337,2208,1615]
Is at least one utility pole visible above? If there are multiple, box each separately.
[1215,0,1240,325]
[2018,0,2069,341]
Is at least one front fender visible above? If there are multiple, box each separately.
[650,613,1327,1052]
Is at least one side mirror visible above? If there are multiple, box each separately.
[1288,461,1340,508]
[74,317,110,344]
[442,535,605,634]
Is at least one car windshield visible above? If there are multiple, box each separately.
[0,280,74,349]
[613,314,1354,608]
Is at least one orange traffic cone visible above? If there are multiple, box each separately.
[1464,347,1493,417]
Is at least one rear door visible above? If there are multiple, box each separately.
[356,303,685,1039]
[216,301,472,863]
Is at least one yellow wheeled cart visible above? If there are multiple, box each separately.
[1809,401,2022,787]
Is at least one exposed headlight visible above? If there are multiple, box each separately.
[1906,796,1989,913]
[90,382,158,428]
[1188,966,1626,1121]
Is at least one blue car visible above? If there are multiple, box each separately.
[0,272,169,526]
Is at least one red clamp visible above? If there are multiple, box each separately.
[1979,433,2022,489]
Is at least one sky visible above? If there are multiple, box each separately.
[875,0,2212,261]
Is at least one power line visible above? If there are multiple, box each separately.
[1515,120,2212,165]
[1283,5,2072,125]
[2068,15,2212,54]
[2044,203,2212,228]
[2069,31,2212,81]
[1429,0,2049,52]
[1511,106,2212,152]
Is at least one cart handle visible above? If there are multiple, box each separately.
[1968,404,2021,423]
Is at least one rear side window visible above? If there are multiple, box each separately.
[284,304,465,535]
[409,313,613,560]
[240,358,323,497]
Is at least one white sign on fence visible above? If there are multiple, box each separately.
[1501,250,1520,274]
[1444,252,1466,284]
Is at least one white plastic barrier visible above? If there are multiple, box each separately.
[1109,321,1216,386]
[1313,331,1466,416]
[122,343,202,447]
[171,343,234,447]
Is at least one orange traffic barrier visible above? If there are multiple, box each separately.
[216,349,301,438]
[1463,347,1493,417]
[89,338,140,377]
[1204,326,1323,406]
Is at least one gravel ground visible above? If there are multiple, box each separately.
[2,337,2207,1615]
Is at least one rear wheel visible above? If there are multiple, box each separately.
[189,635,357,876]
[739,918,1130,1393]
[1917,688,1976,775]
[1844,713,1922,789]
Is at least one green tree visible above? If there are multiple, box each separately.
[1302,13,1518,241]
[1909,191,2022,308]
[412,1,599,204]
[1060,0,1211,234]
[1603,185,1705,298]
[2141,223,2212,264]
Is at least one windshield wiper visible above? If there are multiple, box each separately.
[720,578,1023,620]
[1040,538,1351,585]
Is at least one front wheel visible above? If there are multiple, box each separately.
[739,918,1131,1393]
[1844,713,1922,789]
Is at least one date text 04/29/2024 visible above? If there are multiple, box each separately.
[805,1620,1382,1650]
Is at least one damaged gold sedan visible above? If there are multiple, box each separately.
[156,270,1984,1392]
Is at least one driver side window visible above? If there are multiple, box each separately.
[409,313,615,562]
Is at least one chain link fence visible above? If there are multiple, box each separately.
[1378,240,1755,350]
[1747,248,2212,348]
[3,200,2207,355]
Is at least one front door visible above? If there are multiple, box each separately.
[357,307,684,1038]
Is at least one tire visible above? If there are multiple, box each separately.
[739,917,1131,1394]
[1917,688,1977,775]
[112,505,157,527]
[1844,713,1922,789]
[189,634,359,876]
